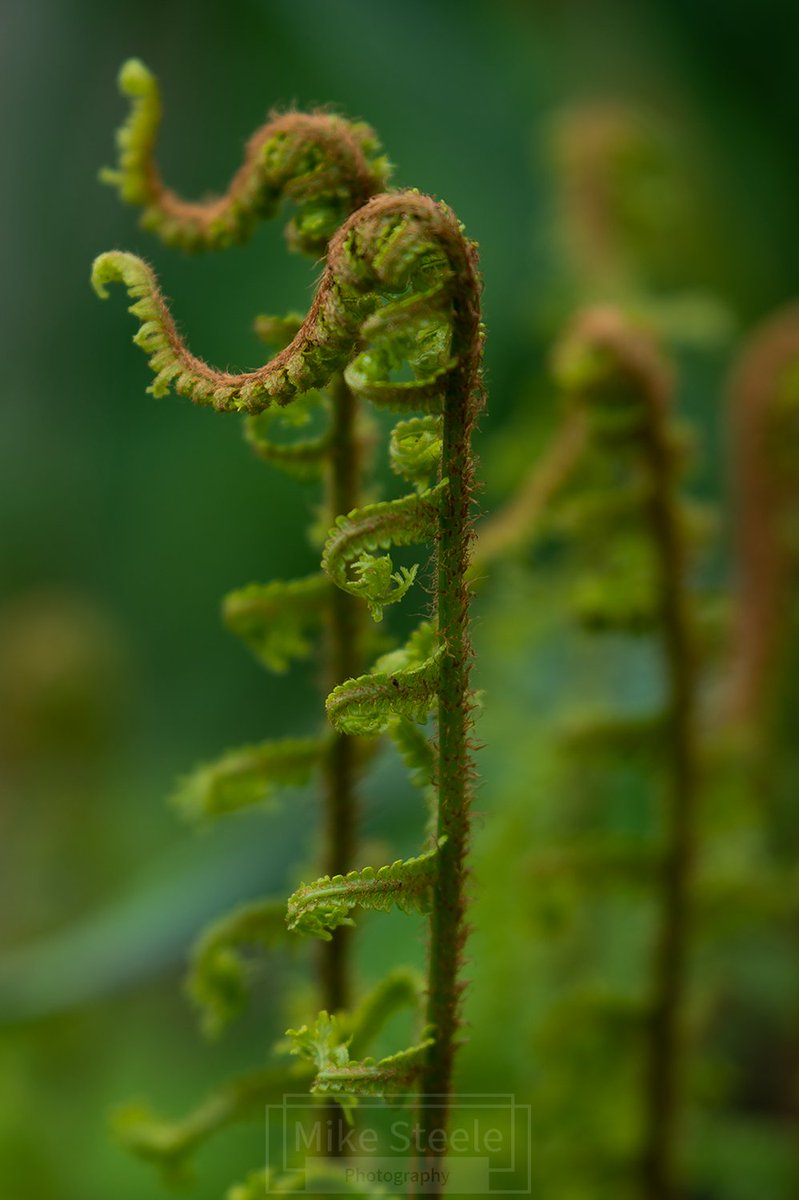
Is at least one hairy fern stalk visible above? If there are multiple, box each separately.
[94,60,483,1195]
[551,309,700,1200]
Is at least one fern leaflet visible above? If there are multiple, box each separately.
[187,898,287,1037]
[287,843,443,939]
[223,574,329,672]
[170,737,326,822]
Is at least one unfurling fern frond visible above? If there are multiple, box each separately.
[376,614,440,679]
[312,1038,433,1098]
[100,59,391,255]
[387,715,437,792]
[346,354,457,413]
[325,621,441,735]
[92,192,475,415]
[348,967,425,1057]
[90,249,346,409]
[112,1064,308,1184]
[571,537,660,632]
[187,898,288,1037]
[727,304,799,722]
[287,843,443,939]
[283,1010,351,1071]
[170,737,326,822]
[242,391,332,480]
[389,415,444,489]
[96,75,484,1183]
[345,279,456,414]
[327,650,442,736]
[274,969,423,1070]
[322,483,446,619]
[548,307,701,1200]
[285,1010,432,1099]
[223,574,329,672]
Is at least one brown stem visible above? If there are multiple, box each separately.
[562,310,697,1200]
[143,112,383,238]
[727,310,799,1164]
[320,371,364,1154]
[727,305,799,723]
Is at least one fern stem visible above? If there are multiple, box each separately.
[97,149,486,1184]
[419,253,482,1186]
[633,342,697,1200]
[727,306,799,722]
[320,371,364,1015]
[320,371,364,1155]
[598,316,697,1199]
[556,309,698,1199]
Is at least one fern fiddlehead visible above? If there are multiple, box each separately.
[552,308,699,1200]
[100,58,390,255]
[308,195,483,1176]
[727,305,799,725]
[95,60,484,1194]
[96,59,393,1182]
[91,189,474,415]
[724,306,799,1171]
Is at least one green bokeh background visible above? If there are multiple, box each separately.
[2,1,798,1196]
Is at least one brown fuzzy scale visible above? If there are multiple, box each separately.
[136,110,387,248]
[109,193,475,416]
[127,262,350,405]
[727,305,799,723]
